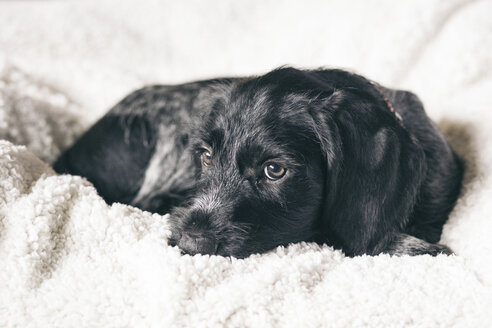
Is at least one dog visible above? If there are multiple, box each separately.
[54,67,464,258]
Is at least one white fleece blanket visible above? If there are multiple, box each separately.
[1,0,491,327]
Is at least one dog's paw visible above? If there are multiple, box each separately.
[385,234,454,256]
[424,243,454,256]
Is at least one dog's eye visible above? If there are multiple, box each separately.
[264,163,286,181]
[201,150,212,167]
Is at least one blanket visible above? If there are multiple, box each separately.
[1,0,491,327]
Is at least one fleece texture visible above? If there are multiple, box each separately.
[0,0,491,327]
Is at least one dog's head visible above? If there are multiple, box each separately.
[169,67,425,258]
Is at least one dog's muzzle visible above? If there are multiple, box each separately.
[171,210,221,256]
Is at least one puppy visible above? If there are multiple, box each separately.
[54,67,463,258]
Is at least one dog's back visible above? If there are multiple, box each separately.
[54,79,231,212]
[381,89,464,243]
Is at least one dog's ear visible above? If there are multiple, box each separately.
[311,85,426,256]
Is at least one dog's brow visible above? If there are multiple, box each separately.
[208,128,225,149]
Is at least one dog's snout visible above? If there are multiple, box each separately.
[170,210,221,255]
[177,232,218,256]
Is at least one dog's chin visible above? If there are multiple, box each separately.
[167,209,315,258]
[214,243,253,259]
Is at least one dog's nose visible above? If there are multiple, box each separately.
[177,232,218,256]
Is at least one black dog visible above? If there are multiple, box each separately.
[54,67,463,258]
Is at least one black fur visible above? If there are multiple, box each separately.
[54,67,463,258]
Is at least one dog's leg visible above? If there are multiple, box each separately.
[53,111,158,205]
[381,233,453,256]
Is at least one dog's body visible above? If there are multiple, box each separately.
[54,68,463,258]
